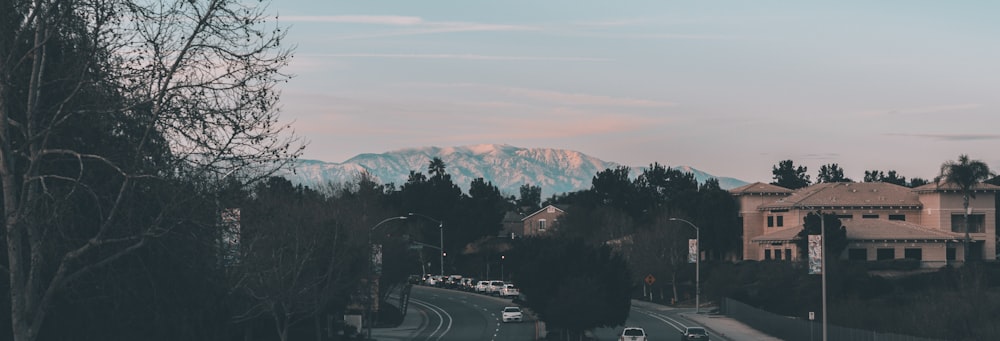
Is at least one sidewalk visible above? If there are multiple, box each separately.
[369,299,427,341]
[680,312,782,341]
[631,300,782,341]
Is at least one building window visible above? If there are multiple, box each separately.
[837,214,854,220]
[848,249,867,261]
[862,214,879,219]
[785,249,792,260]
[904,248,922,261]
[951,214,985,233]
[776,216,784,227]
[888,214,905,221]
[876,248,895,260]
[947,247,957,261]
[538,219,546,231]
[775,249,782,260]
[764,249,772,260]
[767,216,774,227]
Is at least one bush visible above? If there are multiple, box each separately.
[864,259,920,271]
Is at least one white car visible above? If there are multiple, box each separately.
[499,284,519,298]
[475,280,491,293]
[620,327,647,341]
[487,280,505,296]
[501,306,523,323]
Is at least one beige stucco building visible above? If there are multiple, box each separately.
[731,181,1000,268]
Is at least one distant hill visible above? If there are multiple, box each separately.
[279,144,748,198]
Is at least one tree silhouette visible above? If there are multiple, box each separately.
[1,1,299,339]
[863,170,908,186]
[517,183,543,213]
[428,157,447,179]
[817,163,852,183]
[795,212,847,262]
[511,238,631,338]
[937,154,995,261]
[771,160,811,189]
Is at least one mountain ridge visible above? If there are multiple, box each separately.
[279,144,748,197]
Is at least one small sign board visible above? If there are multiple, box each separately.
[644,274,656,286]
[809,311,815,320]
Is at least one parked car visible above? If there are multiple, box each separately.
[475,280,491,293]
[620,327,647,341]
[425,275,444,286]
[499,284,519,298]
[501,306,522,323]
[680,326,709,340]
[459,278,475,291]
[487,280,505,296]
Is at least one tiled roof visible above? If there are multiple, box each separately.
[758,182,921,210]
[750,228,801,242]
[911,180,1000,193]
[729,182,793,195]
[750,219,962,243]
[842,219,961,241]
[521,204,566,221]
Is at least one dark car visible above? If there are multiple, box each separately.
[681,326,709,340]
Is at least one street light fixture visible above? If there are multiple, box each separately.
[366,216,408,339]
[407,213,445,276]
[669,217,701,314]
[500,255,505,281]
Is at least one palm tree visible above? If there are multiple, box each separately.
[428,157,447,178]
[937,154,995,261]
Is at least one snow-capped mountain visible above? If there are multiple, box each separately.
[279,144,748,197]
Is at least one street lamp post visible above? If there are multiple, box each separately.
[669,218,701,314]
[408,213,445,276]
[500,255,505,281]
[367,216,408,339]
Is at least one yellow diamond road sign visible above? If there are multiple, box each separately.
[644,274,656,285]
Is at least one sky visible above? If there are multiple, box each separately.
[271,1,1000,183]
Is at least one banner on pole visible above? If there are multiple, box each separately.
[688,239,698,264]
[372,244,383,275]
[808,234,822,274]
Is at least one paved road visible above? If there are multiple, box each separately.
[374,285,781,341]
[374,286,537,340]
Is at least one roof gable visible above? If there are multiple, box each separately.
[751,219,961,243]
[759,182,921,210]
[729,182,793,195]
[521,204,565,221]
[912,180,1000,193]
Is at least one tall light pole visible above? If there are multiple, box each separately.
[820,214,827,341]
[669,218,701,314]
[408,213,445,276]
[500,255,505,281]
[367,216,408,339]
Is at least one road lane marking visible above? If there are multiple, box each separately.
[634,308,733,341]
[410,298,454,341]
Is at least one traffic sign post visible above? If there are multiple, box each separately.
[644,275,656,301]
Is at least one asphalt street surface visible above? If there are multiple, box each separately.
[374,285,779,341]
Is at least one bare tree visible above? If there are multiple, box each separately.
[1,0,300,339]
[626,212,692,304]
[228,178,358,341]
